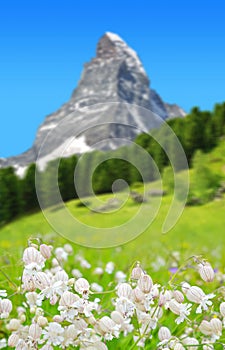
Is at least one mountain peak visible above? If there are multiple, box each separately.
[96,32,146,76]
[0,32,186,172]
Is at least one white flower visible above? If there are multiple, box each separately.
[8,333,19,347]
[210,318,222,339]
[199,320,212,335]
[72,269,83,278]
[182,337,199,349]
[105,262,115,274]
[0,298,12,318]
[91,283,103,293]
[93,267,104,275]
[43,322,64,346]
[23,247,45,267]
[0,290,7,298]
[111,311,133,336]
[186,286,215,313]
[173,290,184,303]
[97,316,120,340]
[116,297,135,318]
[158,326,171,341]
[220,302,225,317]
[115,271,126,283]
[198,262,214,282]
[74,278,90,298]
[40,244,52,259]
[29,323,42,340]
[117,283,132,299]
[137,274,153,294]
[55,247,68,262]
[169,300,192,324]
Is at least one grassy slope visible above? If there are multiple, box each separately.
[1,140,225,275]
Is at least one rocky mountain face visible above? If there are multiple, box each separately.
[0,32,186,174]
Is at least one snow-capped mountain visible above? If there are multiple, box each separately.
[0,32,186,174]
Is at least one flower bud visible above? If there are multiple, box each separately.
[198,262,214,282]
[117,283,132,299]
[98,316,116,334]
[23,247,45,265]
[0,299,12,318]
[53,315,63,323]
[37,316,48,327]
[111,311,124,325]
[29,323,42,340]
[8,333,19,347]
[7,318,21,331]
[132,287,145,303]
[50,295,58,305]
[210,318,222,335]
[35,272,50,290]
[182,337,199,347]
[74,278,90,297]
[220,302,225,317]
[168,300,181,315]
[40,244,52,259]
[173,290,184,303]
[181,282,190,294]
[186,286,204,303]
[59,291,79,307]
[199,320,212,335]
[158,326,171,341]
[131,266,143,280]
[137,274,153,294]
[64,243,73,254]
[158,292,166,307]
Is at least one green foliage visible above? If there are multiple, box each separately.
[192,150,220,203]
[0,167,22,224]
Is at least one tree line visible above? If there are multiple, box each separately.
[0,102,225,225]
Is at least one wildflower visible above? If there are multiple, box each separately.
[182,337,199,349]
[173,290,184,303]
[198,262,214,282]
[116,296,135,318]
[186,286,215,313]
[0,299,12,318]
[91,283,103,293]
[111,311,133,335]
[93,267,104,275]
[137,274,153,294]
[23,247,45,266]
[7,319,21,331]
[210,318,222,339]
[105,262,115,274]
[43,322,64,346]
[131,264,144,280]
[117,283,132,299]
[29,323,42,340]
[158,326,171,341]
[169,300,192,324]
[97,316,120,340]
[40,244,52,259]
[72,269,83,278]
[0,290,7,298]
[219,301,225,317]
[8,333,19,347]
[74,278,90,298]
[199,320,212,335]
[115,271,126,283]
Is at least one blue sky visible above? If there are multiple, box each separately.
[0,0,225,157]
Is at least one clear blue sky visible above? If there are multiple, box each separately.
[0,0,224,157]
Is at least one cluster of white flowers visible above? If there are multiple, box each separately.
[1,241,225,349]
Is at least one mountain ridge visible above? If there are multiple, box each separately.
[0,32,186,174]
